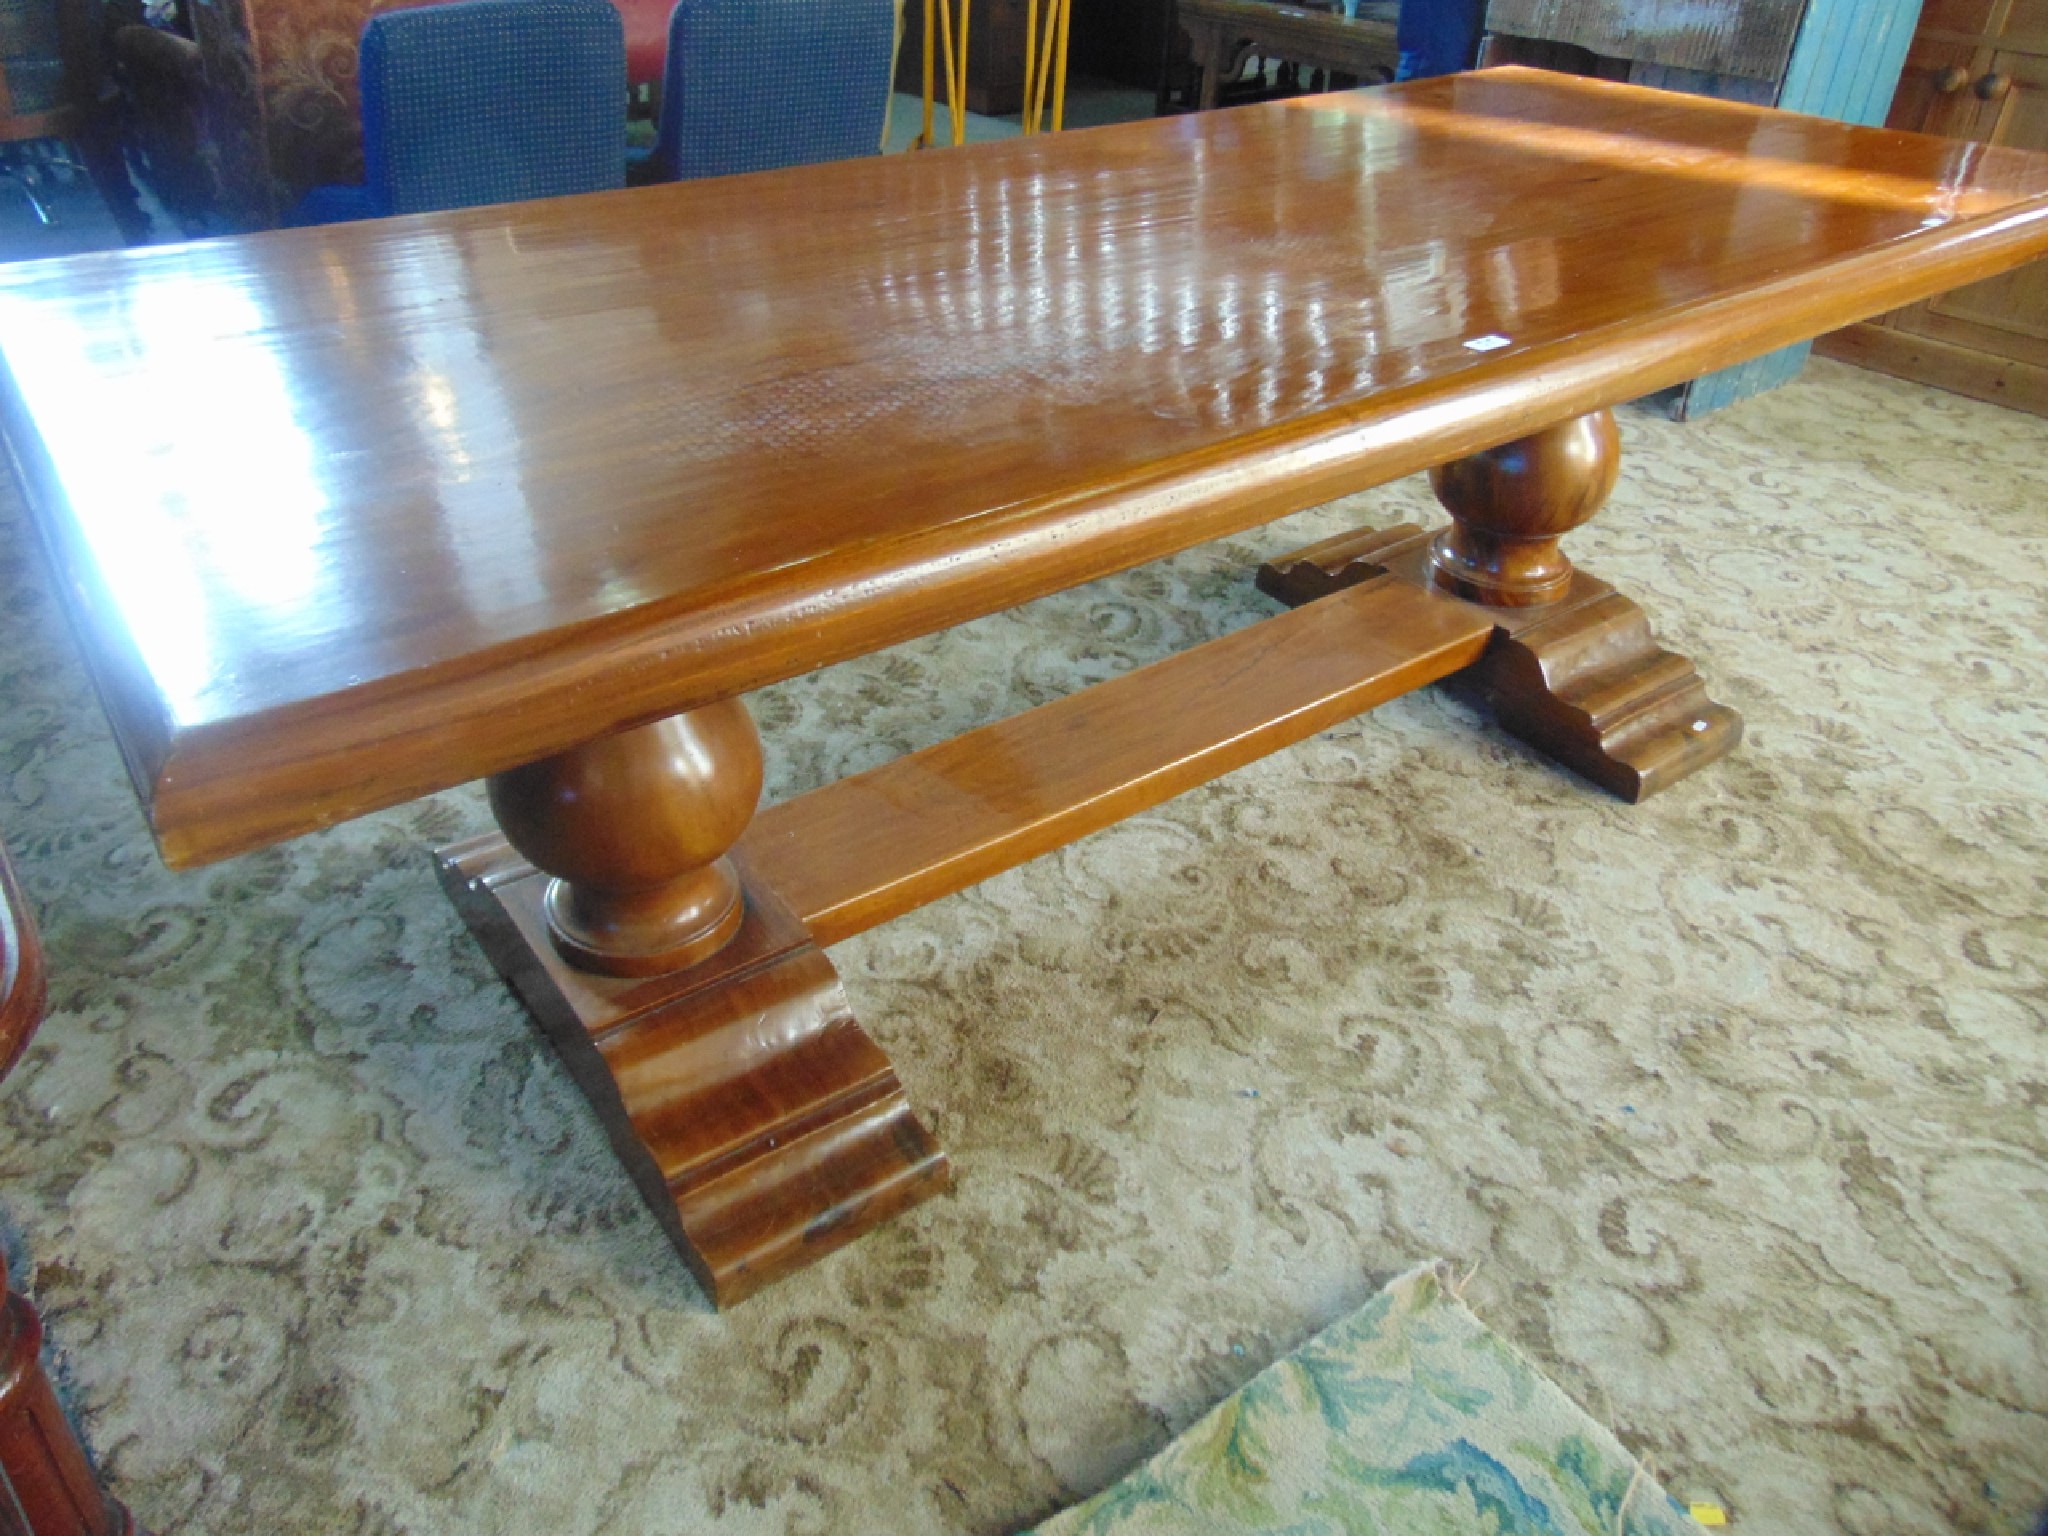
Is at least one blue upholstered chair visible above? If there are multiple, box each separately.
[646,0,895,182]
[294,0,626,223]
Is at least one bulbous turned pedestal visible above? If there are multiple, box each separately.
[1428,408,1621,607]
[487,699,764,977]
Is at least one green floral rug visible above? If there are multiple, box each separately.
[1032,1264,1697,1536]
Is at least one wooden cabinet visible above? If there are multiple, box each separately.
[1817,1,2048,415]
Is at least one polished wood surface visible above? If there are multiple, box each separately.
[0,842,139,1536]
[447,393,1741,1302]
[18,70,2048,1303]
[440,565,1493,1298]
[9,68,2048,867]
[0,1264,139,1536]
[438,399,1725,1302]
[1257,410,1741,798]
[1426,408,1621,608]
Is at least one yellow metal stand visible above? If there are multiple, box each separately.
[1024,0,1071,133]
[914,0,1070,146]
[916,0,972,146]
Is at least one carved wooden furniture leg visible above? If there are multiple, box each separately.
[1259,409,1741,801]
[438,701,950,1308]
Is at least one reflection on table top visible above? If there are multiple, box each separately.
[4,67,2047,866]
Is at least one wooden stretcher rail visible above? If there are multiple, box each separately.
[742,566,1495,946]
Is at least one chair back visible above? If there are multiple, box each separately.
[655,0,894,181]
[361,0,627,216]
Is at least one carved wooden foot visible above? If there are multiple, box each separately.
[445,703,949,1307]
[1257,409,1741,800]
[1458,589,1742,802]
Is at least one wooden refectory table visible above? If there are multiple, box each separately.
[5,69,2048,1306]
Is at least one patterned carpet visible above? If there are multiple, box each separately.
[0,357,2044,1534]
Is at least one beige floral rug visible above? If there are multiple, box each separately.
[0,357,2044,1534]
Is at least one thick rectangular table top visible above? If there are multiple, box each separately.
[5,67,2048,866]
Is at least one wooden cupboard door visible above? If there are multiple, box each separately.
[1911,0,2048,42]
[1895,3,2048,86]
[1915,0,2003,35]
[1894,46,2048,367]
[1886,33,1998,133]
[1819,0,2048,413]
[2002,0,2048,45]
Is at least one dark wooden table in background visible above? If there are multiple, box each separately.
[1173,0,1398,109]
[5,70,2048,1305]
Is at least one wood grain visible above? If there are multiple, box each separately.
[0,1277,140,1536]
[1257,408,1739,802]
[1461,588,1743,802]
[1816,318,2048,415]
[9,68,2048,867]
[1258,525,1741,801]
[1833,4,2048,417]
[435,559,1495,1301]
[1425,408,1621,607]
[487,700,762,976]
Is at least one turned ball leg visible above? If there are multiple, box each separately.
[487,700,764,977]
[1429,408,1621,607]
[1431,407,1740,799]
